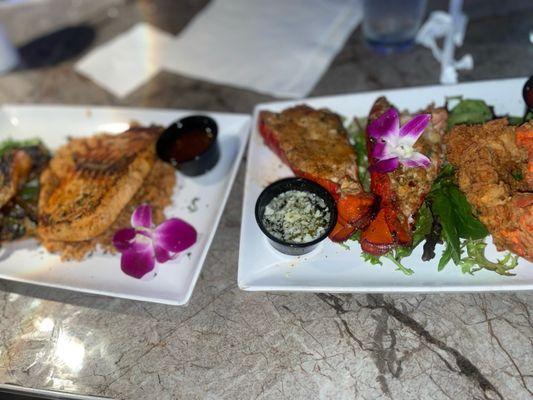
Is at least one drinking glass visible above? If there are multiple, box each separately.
[363,0,427,53]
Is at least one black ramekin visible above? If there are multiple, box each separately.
[255,177,337,256]
[156,115,220,176]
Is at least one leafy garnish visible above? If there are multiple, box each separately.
[511,169,524,181]
[357,204,432,275]
[383,253,414,276]
[447,99,493,130]
[422,205,442,261]
[0,138,42,157]
[362,252,382,265]
[458,239,518,276]
[428,165,489,267]
[508,116,525,125]
[347,118,370,191]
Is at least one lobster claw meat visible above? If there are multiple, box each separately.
[258,105,374,241]
[360,97,447,255]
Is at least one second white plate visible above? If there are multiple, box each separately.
[238,78,533,293]
[0,104,250,305]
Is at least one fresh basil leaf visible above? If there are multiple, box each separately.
[430,189,461,264]
[438,245,453,271]
[447,99,493,130]
[448,185,488,239]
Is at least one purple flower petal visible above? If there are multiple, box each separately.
[120,241,155,279]
[153,243,175,263]
[370,140,397,161]
[131,204,152,229]
[368,108,399,140]
[154,218,197,253]
[369,157,400,173]
[113,228,137,252]
[399,114,431,144]
[401,152,431,168]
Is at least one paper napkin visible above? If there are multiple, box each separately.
[75,23,173,98]
[162,0,363,98]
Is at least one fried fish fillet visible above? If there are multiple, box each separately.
[259,105,375,241]
[447,119,532,261]
[40,159,176,260]
[38,127,162,242]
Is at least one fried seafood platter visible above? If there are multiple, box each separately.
[250,83,532,281]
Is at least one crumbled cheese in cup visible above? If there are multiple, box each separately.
[262,190,330,244]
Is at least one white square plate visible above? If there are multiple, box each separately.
[239,78,533,293]
[0,105,250,305]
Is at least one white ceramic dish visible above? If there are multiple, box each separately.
[238,77,533,293]
[0,105,250,305]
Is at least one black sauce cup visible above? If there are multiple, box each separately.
[156,115,220,176]
[255,177,338,256]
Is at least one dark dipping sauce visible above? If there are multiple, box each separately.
[169,129,214,163]
[157,115,219,176]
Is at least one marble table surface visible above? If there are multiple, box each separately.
[0,1,532,399]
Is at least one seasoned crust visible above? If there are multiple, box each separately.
[259,105,363,195]
[446,119,532,260]
[40,159,176,261]
[38,127,162,242]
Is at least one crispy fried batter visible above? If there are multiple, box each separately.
[447,119,532,261]
[38,127,161,242]
[40,159,176,260]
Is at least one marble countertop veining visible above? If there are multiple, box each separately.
[0,0,532,399]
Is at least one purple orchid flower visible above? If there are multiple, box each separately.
[368,107,432,173]
[113,204,197,279]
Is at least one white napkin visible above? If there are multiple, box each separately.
[161,0,363,98]
[75,23,173,98]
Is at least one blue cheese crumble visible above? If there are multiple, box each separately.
[262,190,330,243]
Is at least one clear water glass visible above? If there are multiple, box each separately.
[363,0,427,53]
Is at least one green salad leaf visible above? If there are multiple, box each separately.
[447,99,493,130]
[0,138,42,157]
[347,118,370,191]
[428,165,489,268]
[459,239,518,276]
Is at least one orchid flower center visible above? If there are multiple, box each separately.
[135,228,153,243]
[393,143,414,159]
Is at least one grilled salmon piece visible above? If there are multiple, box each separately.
[38,127,161,242]
[259,105,375,241]
[360,97,447,255]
